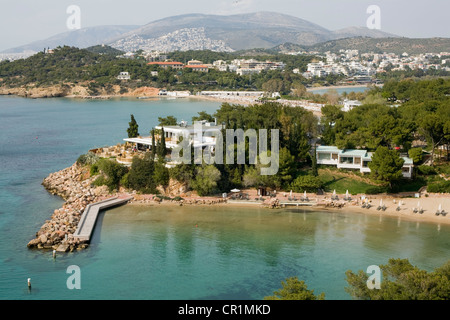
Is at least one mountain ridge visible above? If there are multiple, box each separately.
[273,37,450,55]
[3,11,398,53]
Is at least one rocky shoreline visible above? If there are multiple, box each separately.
[0,84,160,99]
[28,162,228,252]
[27,163,111,252]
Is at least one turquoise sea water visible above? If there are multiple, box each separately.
[0,96,449,300]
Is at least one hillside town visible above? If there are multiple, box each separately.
[112,46,450,86]
[111,27,235,53]
[293,49,450,83]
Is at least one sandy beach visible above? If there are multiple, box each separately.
[188,94,257,106]
[124,189,450,226]
[306,84,377,92]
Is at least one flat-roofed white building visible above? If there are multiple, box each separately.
[342,99,362,112]
[316,146,413,178]
[117,72,130,80]
[123,120,223,155]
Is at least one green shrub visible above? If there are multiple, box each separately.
[290,175,323,193]
[365,186,388,194]
[191,165,221,196]
[90,163,99,176]
[96,159,128,192]
[92,175,106,187]
[427,181,450,193]
[417,165,437,175]
[77,152,100,166]
[120,172,130,189]
[128,154,156,193]
[408,147,423,164]
[153,161,170,187]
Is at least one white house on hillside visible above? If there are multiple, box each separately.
[316,146,414,178]
[123,120,224,164]
[342,99,362,112]
[117,72,130,80]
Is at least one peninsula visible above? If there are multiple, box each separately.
[27,76,450,251]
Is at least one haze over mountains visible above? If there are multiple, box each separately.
[3,11,400,53]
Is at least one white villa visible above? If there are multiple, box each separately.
[155,120,222,151]
[342,99,362,112]
[123,120,223,158]
[316,146,414,178]
[117,72,130,80]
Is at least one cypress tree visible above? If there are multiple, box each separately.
[311,144,318,177]
[151,129,156,160]
[158,127,167,159]
[127,114,139,138]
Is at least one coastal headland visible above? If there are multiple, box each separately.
[29,161,450,253]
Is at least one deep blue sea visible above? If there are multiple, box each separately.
[0,95,449,300]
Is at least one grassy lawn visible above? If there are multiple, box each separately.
[318,169,448,194]
[318,169,378,195]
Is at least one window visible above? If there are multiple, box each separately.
[340,157,354,164]
[318,153,331,161]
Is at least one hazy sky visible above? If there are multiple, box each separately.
[1,0,449,51]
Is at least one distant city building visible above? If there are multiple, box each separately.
[342,99,362,112]
[184,65,209,72]
[117,72,130,80]
[187,60,204,66]
[236,68,261,76]
[147,61,184,70]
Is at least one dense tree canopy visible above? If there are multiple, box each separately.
[264,277,325,300]
[345,258,450,300]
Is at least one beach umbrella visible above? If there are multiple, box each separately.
[333,190,336,196]
[231,189,240,193]
[439,204,442,212]
[380,199,383,206]
[290,190,292,197]
[304,191,307,198]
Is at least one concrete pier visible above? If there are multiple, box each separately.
[73,196,133,242]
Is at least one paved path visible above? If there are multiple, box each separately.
[73,196,133,242]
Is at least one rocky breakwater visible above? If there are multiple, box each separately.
[27,163,110,252]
